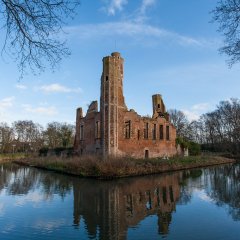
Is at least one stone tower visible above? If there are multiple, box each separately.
[152,94,166,118]
[100,52,127,157]
[74,107,83,150]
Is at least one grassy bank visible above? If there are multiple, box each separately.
[12,155,236,179]
[0,153,27,164]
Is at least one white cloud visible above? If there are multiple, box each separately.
[15,84,27,90]
[68,0,219,48]
[104,0,128,15]
[66,21,209,47]
[0,97,16,124]
[39,83,82,94]
[130,0,156,23]
[22,104,58,116]
[182,102,211,121]
[39,101,49,106]
[192,103,210,111]
[182,110,201,121]
[0,97,15,109]
[140,0,156,14]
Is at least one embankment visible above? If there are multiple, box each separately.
[12,155,236,179]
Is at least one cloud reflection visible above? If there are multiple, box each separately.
[14,192,46,207]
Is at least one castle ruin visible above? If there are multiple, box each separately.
[74,52,177,158]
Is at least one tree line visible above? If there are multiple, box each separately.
[1,98,239,155]
[169,98,240,155]
[0,121,75,154]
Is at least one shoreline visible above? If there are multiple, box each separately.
[9,155,237,180]
[0,153,27,164]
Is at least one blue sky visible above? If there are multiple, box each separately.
[0,0,240,126]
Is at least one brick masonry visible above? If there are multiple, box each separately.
[74,52,177,158]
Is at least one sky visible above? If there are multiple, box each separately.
[0,0,240,127]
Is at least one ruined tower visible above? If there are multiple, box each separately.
[152,94,166,118]
[100,52,127,157]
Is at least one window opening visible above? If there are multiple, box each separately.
[166,126,170,140]
[144,123,149,139]
[159,125,163,140]
[125,120,131,139]
[152,124,156,140]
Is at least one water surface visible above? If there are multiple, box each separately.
[0,163,240,240]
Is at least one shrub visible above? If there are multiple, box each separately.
[188,141,201,156]
[54,147,66,156]
[176,137,189,149]
[39,147,49,157]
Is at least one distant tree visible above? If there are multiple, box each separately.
[194,98,240,154]
[168,109,191,139]
[188,120,206,144]
[0,122,14,153]
[60,123,75,148]
[12,120,44,152]
[212,0,240,66]
[0,0,80,76]
[44,122,62,148]
[0,120,76,154]
[44,122,75,148]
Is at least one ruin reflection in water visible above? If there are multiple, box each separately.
[1,163,240,240]
[73,171,182,239]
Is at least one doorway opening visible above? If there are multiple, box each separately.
[145,150,149,159]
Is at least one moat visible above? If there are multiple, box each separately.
[1,163,240,240]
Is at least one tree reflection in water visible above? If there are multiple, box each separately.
[0,164,72,200]
[205,164,240,221]
[0,163,239,239]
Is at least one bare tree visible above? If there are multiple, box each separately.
[168,109,191,139]
[212,0,240,66]
[0,120,76,153]
[188,120,205,144]
[0,0,80,76]
[0,122,14,153]
[43,122,62,148]
[196,98,240,154]
[43,122,75,148]
[60,123,75,147]
[12,120,44,152]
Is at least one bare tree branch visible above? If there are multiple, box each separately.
[0,0,80,77]
[212,0,240,66]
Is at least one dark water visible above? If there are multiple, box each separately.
[0,163,240,240]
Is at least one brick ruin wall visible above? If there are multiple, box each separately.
[74,52,177,158]
[117,110,177,158]
[75,105,177,158]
